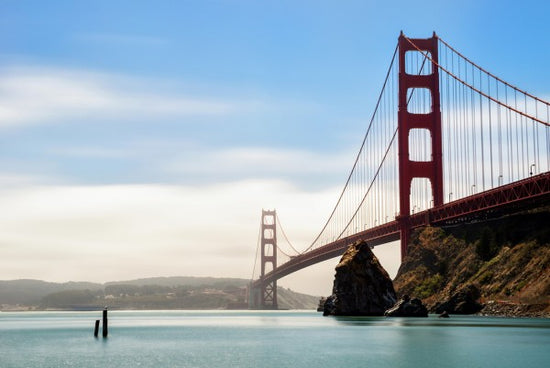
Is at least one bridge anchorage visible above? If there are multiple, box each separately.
[249,32,550,309]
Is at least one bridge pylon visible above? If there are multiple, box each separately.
[249,209,278,309]
[397,32,444,260]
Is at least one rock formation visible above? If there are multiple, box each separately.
[433,284,483,314]
[384,295,428,317]
[393,207,550,317]
[323,241,397,316]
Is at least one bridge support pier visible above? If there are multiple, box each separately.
[397,215,411,261]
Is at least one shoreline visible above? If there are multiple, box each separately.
[2,304,550,318]
[476,301,549,318]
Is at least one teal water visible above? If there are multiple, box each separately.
[1,310,549,368]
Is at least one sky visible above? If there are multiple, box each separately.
[0,0,548,297]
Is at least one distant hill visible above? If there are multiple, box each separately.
[278,287,321,310]
[0,279,103,305]
[0,276,319,311]
[106,276,249,288]
[393,208,550,317]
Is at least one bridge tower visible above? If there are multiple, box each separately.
[258,209,278,308]
[397,32,443,260]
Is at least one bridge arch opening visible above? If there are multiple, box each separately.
[263,228,275,240]
[406,88,432,114]
[263,243,276,257]
[263,261,274,274]
[405,50,433,75]
[409,128,432,162]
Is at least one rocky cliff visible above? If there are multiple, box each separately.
[393,208,550,317]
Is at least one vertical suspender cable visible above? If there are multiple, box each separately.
[497,81,503,184]
[506,87,513,181]
[547,104,549,171]
[470,65,478,190]
[479,67,485,191]
[487,75,495,189]
[445,43,453,200]
[536,104,541,173]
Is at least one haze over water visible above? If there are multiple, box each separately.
[1,310,549,368]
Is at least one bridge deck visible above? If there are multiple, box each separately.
[252,172,550,288]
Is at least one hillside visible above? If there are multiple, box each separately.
[393,208,550,317]
[105,276,250,288]
[0,279,103,305]
[0,276,319,311]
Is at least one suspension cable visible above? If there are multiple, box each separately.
[275,213,301,255]
[404,36,550,127]
[337,128,398,239]
[277,246,295,259]
[301,43,400,253]
[437,36,550,105]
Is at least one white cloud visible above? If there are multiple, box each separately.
[0,180,355,294]
[0,173,56,187]
[36,140,355,190]
[163,146,354,182]
[0,179,403,296]
[0,66,255,128]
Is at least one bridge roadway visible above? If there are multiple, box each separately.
[252,172,550,288]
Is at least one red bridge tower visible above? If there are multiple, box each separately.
[248,209,278,309]
[397,32,444,260]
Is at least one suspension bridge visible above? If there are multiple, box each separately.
[249,32,550,309]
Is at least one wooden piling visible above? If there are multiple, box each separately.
[94,319,100,337]
[102,307,108,338]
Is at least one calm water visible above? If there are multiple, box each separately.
[1,310,549,368]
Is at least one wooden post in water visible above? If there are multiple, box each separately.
[93,319,100,337]
[102,307,108,338]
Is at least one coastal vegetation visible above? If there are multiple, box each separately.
[393,207,550,316]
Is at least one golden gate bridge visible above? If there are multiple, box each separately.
[249,32,550,309]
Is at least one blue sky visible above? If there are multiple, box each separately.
[0,0,548,296]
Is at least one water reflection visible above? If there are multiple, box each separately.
[331,314,550,329]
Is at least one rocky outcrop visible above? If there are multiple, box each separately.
[433,284,483,314]
[479,300,550,318]
[316,297,326,312]
[393,208,550,317]
[323,241,397,316]
[384,295,428,317]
